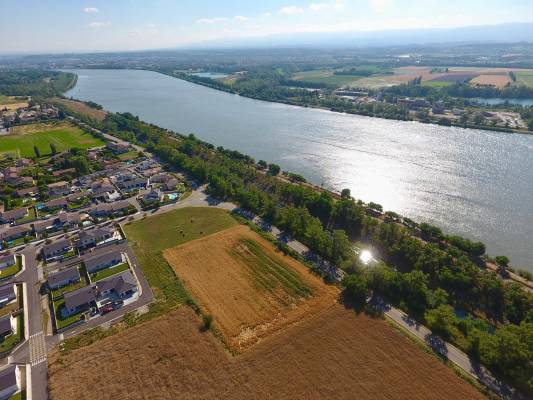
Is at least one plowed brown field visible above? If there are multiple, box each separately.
[49,305,486,400]
[163,224,338,352]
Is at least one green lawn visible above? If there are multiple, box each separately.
[124,207,237,312]
[53,298,85,330]
[50,278,86,299]
[0,256,22,280]
[292,70,362,86]
[118,150,140,161]
[514,70,533,87]
[0,315,23,353]
[17,207,36,223]
[421,81,452,88]
[0,125,105,158]
[91,262,130,282]
[68,197,91,209]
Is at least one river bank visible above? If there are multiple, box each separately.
[163,70,533,137]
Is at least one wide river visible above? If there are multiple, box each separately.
[65,69,533,271]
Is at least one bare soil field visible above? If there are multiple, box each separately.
[163,224,338,352]
[50,98,107,121]
[470,74,512,88]
[48,305,486,400]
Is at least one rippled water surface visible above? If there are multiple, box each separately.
[65,69,533,270]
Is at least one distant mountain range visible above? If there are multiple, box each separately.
[187,22,533,48]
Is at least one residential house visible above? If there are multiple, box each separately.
[0,208,27,224]
[13,186,37,199]
[14,176,34,187]
[135,160,158,172]
[89,201,134,218]
[91,185,120,202]
[1,168,21,184]
[32,219,55,237]
[0,314,15,338]
[150,173,172,184]
[163,178,179,192]
[14,158,33,168]
[84,251,123,274]
[42,239,73,262]
[0,284,16,308]
[48,181,70,197]
[142,189,162,204]
[107,142,130,154]
[43,198,68,212]
[47,267,81,290]
[97,270,137,299]
[62,285,97,317]
[0,226,31,243]
[0,254,15,270]
[57,212,80,229]
[52,168,76,178]
[77,228,114,249]
[141,167,161,177]
[117,177,149,192]
[0,364,20,400]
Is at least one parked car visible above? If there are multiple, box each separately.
[100,304,114,315]
[112,300,124,309]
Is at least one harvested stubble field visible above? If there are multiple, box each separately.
[163,224,338,352]
[48,305,486,400]
[470,74,512,88]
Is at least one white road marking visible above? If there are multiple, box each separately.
[29,332,47,366]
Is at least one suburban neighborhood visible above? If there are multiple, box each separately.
[0,121,187,399]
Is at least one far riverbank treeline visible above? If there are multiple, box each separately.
[159,69,533,135]
[59,101,532,396]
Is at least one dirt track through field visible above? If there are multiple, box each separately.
[49,305,486,400]
[163,224,338,352]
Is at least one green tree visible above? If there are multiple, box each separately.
[33,145,40,158]
[425,304,457,340]
[342,273,370,305]
[495,256,509,268]
[50,143,57,155]
[341,188,351,199]
[268,163,280,176]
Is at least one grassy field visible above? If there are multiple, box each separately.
[0,122,105,158]
[514,70,533,87]
[421,81,453,88]
[123,207,238,313]
[163,224,336,352]
[50,98,107,122]
[48,305,487,400]
[0,95,28,106]
[292,70,362,86]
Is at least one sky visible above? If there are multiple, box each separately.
[1,0,533,53]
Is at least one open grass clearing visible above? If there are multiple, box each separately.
[0,122,105,158]
[514,70,533,87]
[292,70,363,86]
[163,224,338,353]
[48,305,487,400]
[50,98,107,122]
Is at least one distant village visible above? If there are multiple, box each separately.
[0,98,60,132]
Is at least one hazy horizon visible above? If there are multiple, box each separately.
[1,0,533,53]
